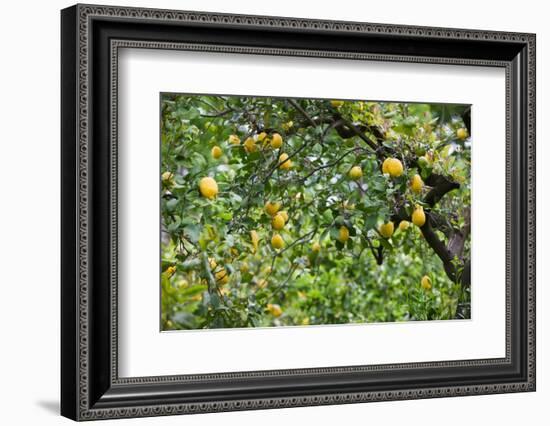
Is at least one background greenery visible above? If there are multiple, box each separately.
[160,94,471,330]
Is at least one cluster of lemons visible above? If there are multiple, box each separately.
[212,132,286,157]
[246,201,290,317]
[197,132,293,201]
[198,131,294,253]
[233,131,292,170]
[346,155,432,290]
[196,131,293,317]
[346,156,426,239]
[263,201,289,250]
[186,124,466,299]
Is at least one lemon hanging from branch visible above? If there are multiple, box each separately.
[270,133,283,149]
[410,174,424,194]
[385,158,404,177]
[198,177,218,199]
[412,206,426,227]
[228,134,240,145]
[244,137,256,153]
[271,233,284,249]
[267,303,283,317]
[456,127,468,140]
[272,213,285,230]
[161,171,174,188]
[278,153,292,170]
[349,166,362,180]
[211,145,222,159]
[338,225,350,243]
[257,132,267,142]
[264,201,281,216]
[379,222,394,238]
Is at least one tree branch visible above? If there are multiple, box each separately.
[424,174,460,207]
[335,118,378,151]
[287,99,317,128]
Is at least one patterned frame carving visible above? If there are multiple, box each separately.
[70,4,535,420]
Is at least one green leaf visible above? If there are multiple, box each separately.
[180,285,208,298]
[210,293,221,309]
[165,198,179,212]
[184,224,201,243]
[364,215,378,230]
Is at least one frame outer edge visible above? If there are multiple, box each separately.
[67,4,536,420]
[61,4,80,422]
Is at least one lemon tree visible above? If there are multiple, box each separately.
[161,95,471,329]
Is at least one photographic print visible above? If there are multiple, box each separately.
[160,94,471,330]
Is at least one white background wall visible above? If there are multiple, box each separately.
[0,0,546,424]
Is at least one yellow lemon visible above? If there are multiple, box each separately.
[412,206,426,227]
[257,278,268,288]
[198,177,218,199]
[271,233,284,249]
[338,225,350,243]
[257,132,267,142]
[279,153,292,170]
[278,210,289,223]
[250,230,260,253]
[161,171,174,182]
[399,220,410,231]
[161,171,174,188]
[211,145,222,159]
[421,275,432,290]
[267,303,283,317]
[165,266,176,277]
[270,133,283,149]
[410,174,424,194]
[272,213,285,230]
[228,134,241,145]
[456,128,468,140]
[330,100,344,108]
[349,166,363,180]
[379,222,394,238]
[264,201,281,216]
[312,242,321,253]
[386,158,404,177]
[215,268,229,285]
[244,137,256,153]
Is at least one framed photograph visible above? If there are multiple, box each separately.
[61,4,536,421]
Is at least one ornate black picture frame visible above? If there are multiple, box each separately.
[61,4,536,421]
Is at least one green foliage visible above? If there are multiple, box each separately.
[160,95,471,330]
